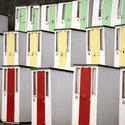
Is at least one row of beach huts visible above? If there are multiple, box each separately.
[0,0,125,125]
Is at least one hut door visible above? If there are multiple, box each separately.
[91,29,100,64]
[33,8,39,30]
[7,69,15,122]
[79,68,91,125]
[19,8,26,32]
[120,27,125,66]
[37,71,45,125]
[7,33,15,65]
[30,33,38,67]
[59,31,67,67]
[49,5,55,32]
[65,3,72,28]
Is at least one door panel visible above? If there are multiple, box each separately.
[7,34,15,65]
[79,68,91,125]
[30,33,38,67]
[37,71,45,125]
[121,0,125,24]
[49,5,55,32]
[91,29,100,64]
[102,0,112,25]
[120,27,125,66]
[59,31,67,67]
[19,8,26,32]
[33,8,39,30]
[80,0,87,30]
[7,69,15,122]
[65,3,72,28]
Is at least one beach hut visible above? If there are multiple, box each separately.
[111,0,125,26]
[86,26,114,66]
[72,64,119,125]
[71,0,93,30]
[3,31,27,66]
[26,30,54,67]
[92,0,113,26]
[31,68,73,125]
[119,67,125,125]
[15,6,28,32]
[41,4,57,32]
[114,25,125,67]
[1,65,32,124]
[28,5,41,31]
[55,28,86,68]
[56,1,72,29]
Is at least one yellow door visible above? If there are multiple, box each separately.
[30,33,38,67]
[7,33,15,65]
[58,31,67,67]
[120,27,125,66]
[91,29,100,64]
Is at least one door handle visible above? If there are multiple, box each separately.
[52,20,54,24]
[31,52,34,56]
[122,50,125,54]
[82,95,86,101]
[93,52,99,56]
[9,52,11,56]
[9,93,13,98]
[61,52,63,56]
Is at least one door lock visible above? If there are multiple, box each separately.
[9,93,12,98]
[61,52,63,56]
[82,95,86,100]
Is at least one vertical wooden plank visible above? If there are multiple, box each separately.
[59,31,67,67]
[30,33,38,67]
[19,8,26,32]
[80,0,87,30]
[7,69,15,122]
[49,5,55,32]
[91,29,100,64]
[65,3,72,28]
[33,8,39,30]
[120,27,125,66]
[79,68,91,125]
[102,0,112,25]
[7,33,15,65]
[37,71,45,125]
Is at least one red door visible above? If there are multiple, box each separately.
[7,69,15,122]
[37,71,45,125]
[79,68,91,125]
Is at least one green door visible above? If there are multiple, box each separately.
[49,5,55,32]
[65,3,72,28]
[102,0,112,26]
[19,8,26,32]
[121,1,125,24]
[33,8,39,30]
[80,0,87,30]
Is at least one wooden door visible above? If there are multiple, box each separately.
[37,71,45,125]
[7,69,15,122]
[79,68,91,125]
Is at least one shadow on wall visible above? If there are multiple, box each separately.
[0,0,72,31]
